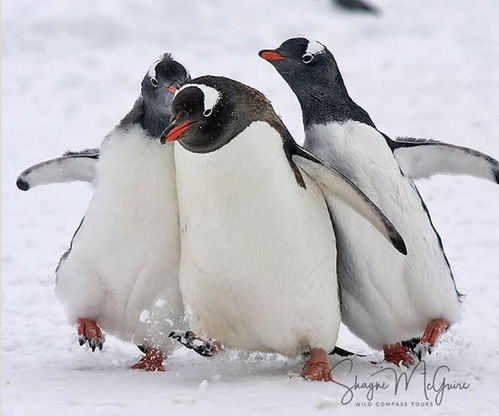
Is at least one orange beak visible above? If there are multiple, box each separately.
[258,50,285,61]
[161,121,196,143]
[167,85,177,93]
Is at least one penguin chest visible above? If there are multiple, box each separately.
[56,126,183,344]
[174,121,340,355]
[305,122,461,346]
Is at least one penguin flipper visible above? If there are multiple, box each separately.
[16,148,99,191]
[292,145,407,255]
[389,137,499,184]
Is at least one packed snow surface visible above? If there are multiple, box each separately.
[2,0,499,415]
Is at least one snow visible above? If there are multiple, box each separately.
[139,310,151,324]
[154,298,166,308]
[2,0,499,415]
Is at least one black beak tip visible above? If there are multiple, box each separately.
[160,120,176,145]
[16,176,30,191]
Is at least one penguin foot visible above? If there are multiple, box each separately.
[382,343,414,367]
[130,348,165,372]
[169,330,223,357]
[415,319,450,359]
[301,348,333,382]
[76,318,104,351]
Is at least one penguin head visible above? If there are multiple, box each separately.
[141,53,191,112]
[259,38,355,127]
[161,76,276,153]
[259,38,341,88]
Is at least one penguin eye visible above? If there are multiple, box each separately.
[203,108,213,117]
[150,77,159,88]
[302,54,314,64]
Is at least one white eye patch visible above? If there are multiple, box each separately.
[305,39,326,56]
[177,83,221,115]
[147,56,163,80]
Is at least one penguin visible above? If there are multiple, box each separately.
[161,75,407,381]
[53,53,190,371]
[259,38,499,365]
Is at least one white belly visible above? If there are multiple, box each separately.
[175,121,340,356]
[305,121,462,348]
[56,125,184,352]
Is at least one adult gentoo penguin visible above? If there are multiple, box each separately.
[161,75,406,381]
[54,53,190,371]
[259,38,499,365]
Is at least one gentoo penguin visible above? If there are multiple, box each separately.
[259,38,499,365]
[161,75,406,381]
[54,53,190,371]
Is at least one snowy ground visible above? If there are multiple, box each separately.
[2,0,499,415]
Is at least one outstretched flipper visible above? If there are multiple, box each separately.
[330,346,366,358]
[169,330,223,357]
[292,145,407,255]
[388,137,499,183]
[16,148,99,191]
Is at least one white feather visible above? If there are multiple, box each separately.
[147,57,162,79]
[174,121,340,356]
[176,84,221,113]
[55,125,184,352]
[305,39,326,56]
[305,121,462,349]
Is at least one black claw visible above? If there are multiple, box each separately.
[88,339,96,352]
[98,342,103,351]
[78,335,87,346]
[169,331,181,340]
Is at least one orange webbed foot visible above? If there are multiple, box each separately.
[130,348,165,372]
[415,319,450,358]
[301,348,333,382]
[77,318,105,351]
[382,343,415,367]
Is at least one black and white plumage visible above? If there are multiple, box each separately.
[162,76,405,379]
[259,38,499,356]
[48,54,191,363]
[16,149,99,191]
[18,135,499,191]
[388,137,499,182]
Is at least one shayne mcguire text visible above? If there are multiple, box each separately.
[331,359,470,406]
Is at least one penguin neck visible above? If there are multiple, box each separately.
[299,74,375,130]
[142,103,171,138]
